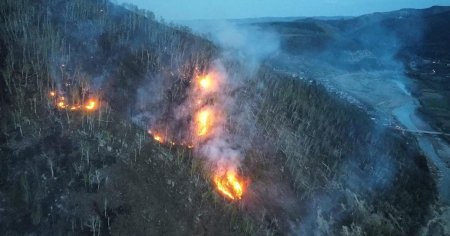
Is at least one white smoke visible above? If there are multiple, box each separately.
[186,20,280,73]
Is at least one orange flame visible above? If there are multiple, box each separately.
[213,169,245,200]
[57,99,67,109]
[145,68,249,201]
[84,99,98,111]
[70,105,81,110]
[195,108,213,137]
[198,74,212,90]
[148,130,165,144]
[196,73,219,93]
[153,134,163,143]
[50,90,100,113]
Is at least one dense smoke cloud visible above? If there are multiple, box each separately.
[187,20,280,72]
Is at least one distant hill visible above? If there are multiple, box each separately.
[261,6,450,138]
[255,6,450,59]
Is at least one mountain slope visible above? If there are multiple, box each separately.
[0,0,439,235]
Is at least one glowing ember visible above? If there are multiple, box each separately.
[148,130,165,143]
[57,101,67,109]
[195,108,213,137]
[196,73,220,93]
[153,134,163,143]
[70,106,79,110]
[214,169,245,200]
[198,74,212,90]
[84,99,98,111]
[50,91,100,113]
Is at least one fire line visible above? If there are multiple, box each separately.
[148,69,248,201]
[49,91,99,112]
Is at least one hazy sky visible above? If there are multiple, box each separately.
[116,0,450,20]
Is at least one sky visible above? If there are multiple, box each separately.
[116,0,450,20]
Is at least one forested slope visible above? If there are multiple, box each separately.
[0,0,438,235]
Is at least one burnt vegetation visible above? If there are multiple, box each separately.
[0,0,439,235]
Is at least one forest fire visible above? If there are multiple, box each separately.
[198,74,213,90]
[70,105,81,111]
[147,67,248,201]
[57,100,67,109]
[195,108,214,137]
[84,99,98,111]
[213,169,245,200]
[147,129,181,146]
[153,135,163,143]
[196,72,220,93]
[49,91,99,112]
[148,130,164,143]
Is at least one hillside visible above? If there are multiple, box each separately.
[0,0,440,235]
[257,6,450,139]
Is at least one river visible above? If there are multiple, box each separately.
[393,97,450,204]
